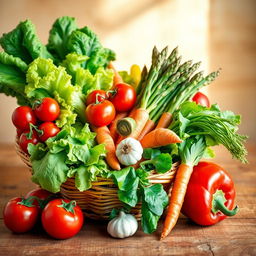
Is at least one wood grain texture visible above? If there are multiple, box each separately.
[0,143,256,255]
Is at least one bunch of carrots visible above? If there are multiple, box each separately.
[92,46,220,239]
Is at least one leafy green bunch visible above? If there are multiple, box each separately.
[170,102,248,163]
[28,123,108,193]
[0,16,116,127]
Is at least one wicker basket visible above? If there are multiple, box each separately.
[15,138,178,220]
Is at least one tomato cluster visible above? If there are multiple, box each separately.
[12,98,61,154]
[85,83,136,127]
[3,188,84,239]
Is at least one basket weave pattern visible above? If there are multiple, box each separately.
[15,138,178,220]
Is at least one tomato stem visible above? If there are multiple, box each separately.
[32,99,42,110]
[95,93,106,104]
[106,89,117,98]
[17,196,39,207]
[57,200,77,214]
[26,123,43,139]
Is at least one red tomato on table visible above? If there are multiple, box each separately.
[3,197,39,233]
[41,199,84,239]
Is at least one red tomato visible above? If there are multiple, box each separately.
[3,197,39,233]
[34,97,60,122]
[86,100,115,127]
[109,83,136,112]
[41,199,84,239]
[12,106,37,131]
[38,122,60,142]
[19,130,39,154]
[86,90,107,105]
[25,188,54,209]
[192,92,210,108]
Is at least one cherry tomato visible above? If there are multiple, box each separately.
[38,122,60,142]
[192,92,210,108]
[12,106,37,131]
[109,83,136,112]
[19,130,39,154]
[86,100,115,127]
[25,188,54,210]
[86,90,107,105]
[41,199,84,239]
[34,97,60,122]
[3,197,39,233]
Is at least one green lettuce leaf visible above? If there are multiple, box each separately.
[25,58,86,126]
[47,16,78,62]
[31,151,69,193]
[143,184,169,216]
[118,71,136,86]
[67,27,115,74]
[72,164,103,191]
[0,20,53,64]
[46,123,101,164]
[0,52,29,105]
[61,53,114,95]
[141,203,160,234]
[29,123,107,192]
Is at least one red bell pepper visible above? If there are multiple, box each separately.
[181,161,238,226]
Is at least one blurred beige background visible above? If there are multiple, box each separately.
[0,0,255,142]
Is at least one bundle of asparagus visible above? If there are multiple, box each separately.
[129,46,220,140]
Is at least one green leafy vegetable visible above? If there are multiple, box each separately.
[179,135,206,166]
[141,153,172,173]
[170,101,248,163]
[142,148,161,160]
[67,26,115,74]
[109,167,169,233]
[0,20,53,64]
[0,52,29,105]
[29,123,107,192]
[118,71,136,86]
[61,53,114,95]
[47,16,78,62]
[31,151,69,193]
[25,58,86,126]
[143,184,169,216]
[141,203,160,234]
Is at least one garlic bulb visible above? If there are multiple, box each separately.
[116,138,143,166]
[107,211,138,238]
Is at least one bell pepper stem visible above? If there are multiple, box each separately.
[212,189,238,216]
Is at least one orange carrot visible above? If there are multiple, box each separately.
[109,112,128,142]
[108,61,123,87]
[156,112,173,129]
[116,108,149,144]
[137,119,155,141]
[140,128,182,148]
[160,163,193,240]
[92,126,121,170]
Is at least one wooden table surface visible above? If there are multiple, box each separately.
[0,143,255,256]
